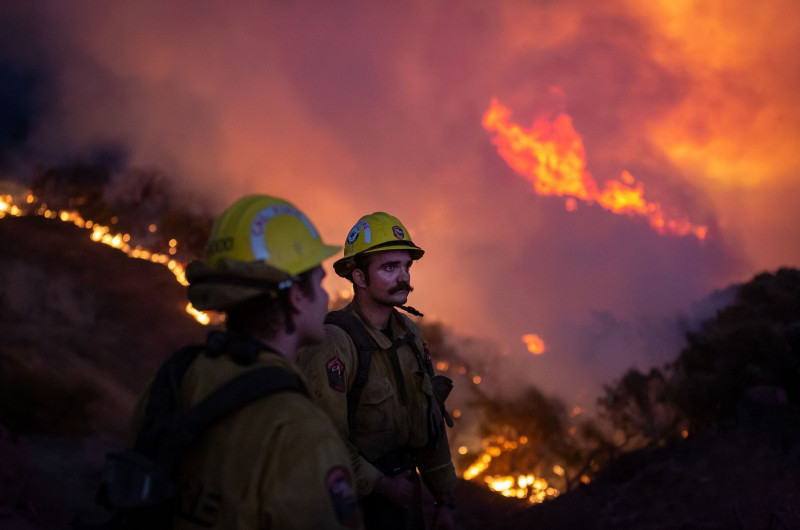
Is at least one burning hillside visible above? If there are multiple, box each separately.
[2,181,800,529]
[3,173,605,505]
[0,186,547,527]
[1,178,585,502]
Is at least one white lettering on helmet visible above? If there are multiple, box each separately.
[357,219,371,244]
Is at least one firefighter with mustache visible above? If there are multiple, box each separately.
[297,212,458,530]
[126,195,363,530]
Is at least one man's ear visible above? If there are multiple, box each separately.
[352,268,368,289]
[287,283,306,315]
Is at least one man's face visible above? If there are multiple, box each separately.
[360,250,414,308]
[296,266,329,346]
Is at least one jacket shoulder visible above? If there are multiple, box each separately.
[296,321,358,368]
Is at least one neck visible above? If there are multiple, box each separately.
[353,291,393,330]
[253,331,298,363]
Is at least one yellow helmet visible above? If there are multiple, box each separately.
[333,212,424,278]
[187,194,340,311]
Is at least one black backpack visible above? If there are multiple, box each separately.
[81,335,306,529]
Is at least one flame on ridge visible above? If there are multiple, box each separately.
[482,98,707,240]
[0,192,210,325]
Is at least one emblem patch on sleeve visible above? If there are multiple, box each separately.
[326,466,360,528]
[326,358,346,392]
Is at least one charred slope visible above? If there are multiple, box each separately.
[500,416,800,530]
[0,215,208,437]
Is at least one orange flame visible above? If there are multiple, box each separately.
[483,98,707,240]
[461,434,561,503]
[522,333,546,355]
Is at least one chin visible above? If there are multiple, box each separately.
[389,293,409,305]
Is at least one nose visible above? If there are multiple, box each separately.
[399,266,410,282]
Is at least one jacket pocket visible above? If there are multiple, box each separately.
[358,376,394,432]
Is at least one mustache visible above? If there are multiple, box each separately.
[388,282,414,294]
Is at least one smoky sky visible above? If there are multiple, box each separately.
[2,0,798,409]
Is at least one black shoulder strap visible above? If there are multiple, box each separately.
[404,335,433,377]
[392,310,433,377]
[135,343,307,474]
[134,344,206,458]
[325,310,377,439]
[155,366,306,470]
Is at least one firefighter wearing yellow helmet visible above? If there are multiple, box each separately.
[298,212,458,530]
[129,195,363,530]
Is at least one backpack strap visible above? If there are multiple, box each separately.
[325,310,377,439]
[399,325,455,429]
[134,344,206,459]
[403,334,433,377]
[156,365,306,470]
[135,338,307,474]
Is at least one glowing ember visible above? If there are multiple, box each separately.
[0,191,207,324]
[484,472,558,503]
[522,333,546,355]
[462,434,560,503]
[0,195,23,218]
[483,98,708,240]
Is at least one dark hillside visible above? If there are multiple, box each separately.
[0,215,207,437]
[502,417,800,529]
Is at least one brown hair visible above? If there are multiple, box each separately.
[225,267,317,337]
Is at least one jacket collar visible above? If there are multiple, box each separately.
[344,302,410,350]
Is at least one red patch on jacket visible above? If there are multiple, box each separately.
[326,466,360,528]
[326,358,346,392]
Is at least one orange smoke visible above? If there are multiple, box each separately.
[483,98,707,240]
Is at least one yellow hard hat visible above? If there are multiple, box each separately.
[333,212,424,278]
[187,194,340,310]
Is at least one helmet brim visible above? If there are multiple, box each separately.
[186,259,292,311]
[333,244,424,278]
[288,243,342,276]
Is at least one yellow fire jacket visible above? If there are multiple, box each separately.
[296,303,458,499]
[133,348,363,530]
